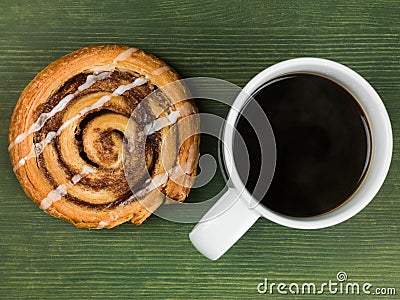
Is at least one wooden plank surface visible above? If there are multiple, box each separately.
[0,0,399,299]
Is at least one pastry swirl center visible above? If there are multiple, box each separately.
[32,70,162,207]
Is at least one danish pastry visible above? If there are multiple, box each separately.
[8,45,199,228]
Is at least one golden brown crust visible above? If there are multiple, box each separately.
[9,45,199,228]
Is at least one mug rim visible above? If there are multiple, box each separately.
[223,57,393,229]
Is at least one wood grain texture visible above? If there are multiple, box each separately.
[0,0,399,299]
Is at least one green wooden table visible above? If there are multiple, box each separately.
[0,1,399,299]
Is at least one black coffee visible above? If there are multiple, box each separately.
[234,73,371,217]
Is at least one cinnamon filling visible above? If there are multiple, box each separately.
[33,69,170,209]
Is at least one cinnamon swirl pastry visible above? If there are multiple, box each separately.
[8,45,199,228]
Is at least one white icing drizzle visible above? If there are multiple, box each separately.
[40,166,96,210]
[12,77,148,172]
[96,211,120,229]
[97,221,109,229]
[78,72,110,91]
[114,78,147,94]
[9,71,111,150]
[113,47,138,63]
[151,65,171,76]
[132,165,181,199]
[90,47,139,74]
[13,131,57,172]
[144,109,181,135]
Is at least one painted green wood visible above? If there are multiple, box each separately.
[0,0,399,299]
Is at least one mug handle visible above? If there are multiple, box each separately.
[189,187,261,260]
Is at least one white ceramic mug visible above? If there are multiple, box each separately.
[189,58,393,260]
